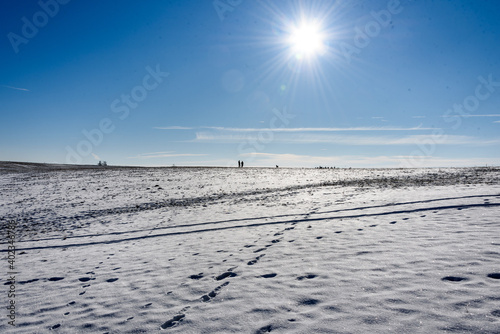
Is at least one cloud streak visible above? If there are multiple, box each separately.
[155,126,194,130]
[128,151,208,159]
[442,114,500,118]
[1,85,30,92]
[156,125,436,132]
[241,152,499,168]
[192,132,500,146]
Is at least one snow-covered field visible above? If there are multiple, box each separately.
[1,163,500,333]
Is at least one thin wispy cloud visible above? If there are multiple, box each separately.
[192,132,499,146]
[132,159,230,167]
[241,152,498,168]
[202,126,430,132]
[442,114,500,118]
[128,151,208,159]
[1,84,30,92]
[156,125,436,132]
[154,126,194,130]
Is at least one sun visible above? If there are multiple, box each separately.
[288,21,325,59]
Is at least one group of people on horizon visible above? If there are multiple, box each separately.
[238,160,244,168]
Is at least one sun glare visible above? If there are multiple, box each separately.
[289,22,324,59]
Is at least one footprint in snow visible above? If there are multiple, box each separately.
[356,251,372,256]
[487,273,500,279]
[298,298,321,306]
[260,273,277,278]
[106,278,119,283]
[189,273,204,280]
[201,282,229,302]
[248,254,265,265]
[78,277,92,282]
[297,274,317,280]
[160,314,185,329]
[17,278,39,285]
[255,324,273,333]
[215,272,237,281]
[48,277,64,282]
[442,276,468,282]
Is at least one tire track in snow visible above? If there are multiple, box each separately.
[7,202,500,252]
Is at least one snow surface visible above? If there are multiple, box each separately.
[1,165,500,333]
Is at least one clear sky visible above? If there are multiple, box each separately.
[1,0,499,168]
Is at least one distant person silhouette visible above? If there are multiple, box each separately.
[241,161,244,168]
[238,160,241,168]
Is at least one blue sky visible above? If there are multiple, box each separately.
[1,0,499,168]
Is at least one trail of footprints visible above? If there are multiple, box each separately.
[158,204,500,331]
[12,198,496,331]
[4,249,129,331]
[159,220,302,330]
